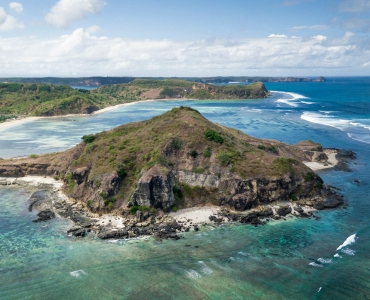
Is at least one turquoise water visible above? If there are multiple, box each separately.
[1,78,370,299]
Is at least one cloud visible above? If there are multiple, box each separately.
[9,2,23,13]
[339,0,370,12]
[0,7,24,31]
[291,25,329,30]
[0,28,368,76]
[45,0,106,28]
[268,34,288,38]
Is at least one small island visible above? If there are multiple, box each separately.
[0,107,344,240]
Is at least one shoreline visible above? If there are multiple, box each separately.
[304,152,338,171]
[0,98,184,131]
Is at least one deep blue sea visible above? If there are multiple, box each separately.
[1,77,370,299]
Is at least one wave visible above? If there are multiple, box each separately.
[198,261,213,275]
[341,248,356,256]
[336,234,356,251]
[185,269,202,279]
[272,90,309,107]
[317,258,332,264]
[309,262,323,268]
[301,101,314,104]
[70,269,86,278]
[301,112,370,144]
[334,253,342,258]
[240,107,263,113]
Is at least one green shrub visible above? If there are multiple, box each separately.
[129,205,139,214]
[289,194,298,201]
[87,200,92,207]
[205,129,224,144]
[29,154,39,158]
[81,134,95,143]
[171,138,183,150]
[203,147,212,158]
[172,206,178,212]
[193,168,205,174]
[107,202,113,210]
[268,146,278,154]
[190,150,198,158]
[217,152,232,166]
[173,185,183,200]
[117,164,127,178]
[258,145,266,150]
[304,172,315,182]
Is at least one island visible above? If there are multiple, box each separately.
[0,79,269,118]
[0,107,345,240]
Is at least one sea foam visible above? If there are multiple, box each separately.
[70,270,86,278]
[336,234,356,251]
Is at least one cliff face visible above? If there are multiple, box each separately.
[0,107,328,213]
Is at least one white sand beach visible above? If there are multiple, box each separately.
[169,206,220,225]
[304,152,338,171]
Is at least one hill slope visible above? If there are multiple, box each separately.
[0,107,327,213]
[94,79,270,101]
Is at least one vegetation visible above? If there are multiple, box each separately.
[17,106,314,209]
[204,129,224,144]
[0,80,268,116]
[81,134,95,143]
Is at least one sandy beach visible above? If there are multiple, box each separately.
[169,206,220,225]
[304,152,338,171]
[0,98,178,131]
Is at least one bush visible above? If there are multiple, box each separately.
[172,206,178,212]
[81,134,95,143]
[129,205,139,214]
[204,129,224,144]
[171,138,183,150]
[173,185,183,200]
[203,147,212,158]
[190,150,198,158]
[29,154,39,158]
[304,172,315,182]
[117,164,127,178]
[258,145,266,150]
[193,168,205,174]
[87,200,92,207]
[289,194,298,201]
[217,152,232,166]
[268,146,278,154]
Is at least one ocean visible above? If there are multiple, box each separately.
[0,77,370,299]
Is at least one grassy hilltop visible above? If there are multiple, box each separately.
[0,79,269,117]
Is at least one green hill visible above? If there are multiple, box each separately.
[0,107,324,213]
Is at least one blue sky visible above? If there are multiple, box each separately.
[0,0,369,77]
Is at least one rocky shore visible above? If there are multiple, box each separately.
[0,176,346,242]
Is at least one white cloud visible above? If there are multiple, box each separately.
[9,2,23,13]
[0,28,368,77]
[268,34,288,38]
[312,35,327,41]
[45,0,106,28]
[0,7,24,31]
[292,25,329,30]
[339,0,370,12]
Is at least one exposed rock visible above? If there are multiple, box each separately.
[32,209,55,222]
[131,164,175,210]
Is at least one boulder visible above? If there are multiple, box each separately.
[32,209,55,222]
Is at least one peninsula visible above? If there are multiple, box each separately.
[0,107,344,239]
[0,79,269,118]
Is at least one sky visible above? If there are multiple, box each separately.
[0,0,370,77]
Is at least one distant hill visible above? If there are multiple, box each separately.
[0,80,269,117]
[94,79,270,101]
[0,76,326,87]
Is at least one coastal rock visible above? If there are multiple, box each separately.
[131,164,175,210]
[32,209,55,222]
